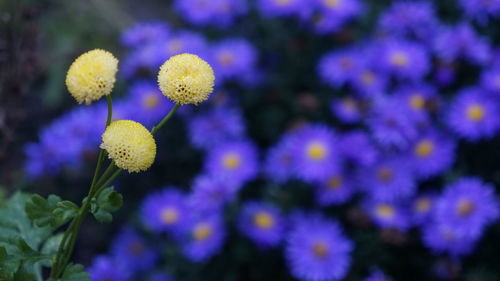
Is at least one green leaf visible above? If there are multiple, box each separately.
[60,264,90,281]
[25,194,61,227]
[0,193,53,279]
[90,187,122,223]
[0,246,20,281]
[53,201,79,225]
[12,267,35,281]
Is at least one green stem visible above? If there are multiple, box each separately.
[51,102,180,279]
[105,95,113,126]
[151,103,180,135]
[50,96,114,278]
[90,95,113,190]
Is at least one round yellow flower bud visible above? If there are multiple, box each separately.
[66,49,119,105]
[101,120,156,173]
[158,53,215,105]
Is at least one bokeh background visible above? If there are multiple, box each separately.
[3,0,500,280]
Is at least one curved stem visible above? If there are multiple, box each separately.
[151,103,180,135]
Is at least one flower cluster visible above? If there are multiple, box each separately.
[25,0,500,280]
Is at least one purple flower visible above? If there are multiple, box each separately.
[364,270,391,281]
[434,177,499,238]
[238,201,285,247]
[121,43,165,78]
[187,106,245,149]
[286,213,353,281]
[364,199,411,231]
[421,222,478,256]
[291,124,341,182]
[121,21,170,48]
[257,0,307,17]
[459,0,500,23]
[210,38,258,85]
[175,0,247,27]
[318,48,361,88]
[110,227,157,272]
[480,66,500,95]
[187,174,238,212]
[358,155,416,201]
[434,23,491,65]
[367,98,418,149]
[338,131,378,166]
[407,129,456,179]
[311,0,363,34]
[153,30,209,66]
[204,140,259,187]
[378,1,438,41]
[24,104,105,178]
[378,39,430,80]
[140,188,188,235]
[445,88,499,141]
[411,193,437,226]
[330,97,362,124]
[264,132,298,183]
[126,81,174,127]
[180,213,226,262]
[88,256,130,281]
[393,84,437,124]
[349,66,388,97]
[313,169,355,206]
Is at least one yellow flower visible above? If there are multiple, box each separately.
[66,49,118,105]
[101,120,156,173]
[157,53,215,105]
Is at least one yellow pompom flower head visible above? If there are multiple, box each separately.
[158,53,215,105]
[66,49,119,105]
[101,120,156,173]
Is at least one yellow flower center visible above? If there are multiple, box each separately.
[339,57,352,69]
[167,40,183,54]
[391,52,408,66]
[324,0,340,8]
[361,71,375,85]
[218,51,234,66]
[377,167,393,182]
[307,142,326,160]
[415,198,431,213]
[457,199,475,217]
[312,242,329,258]
[327,176,342,190]
[276,0,291,5]
[223,153,241,170]
[129,241,144,255]
[410,94,425,110]
[342,98,357,110]
[253,212,274,229]
[415,140,434,158]
[376,204,395,218]
[467,104,485,121]
[160,208,178,224]
[193,223,212,241]
[143,93,160,109]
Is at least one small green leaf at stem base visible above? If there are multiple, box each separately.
[90,187,123,223]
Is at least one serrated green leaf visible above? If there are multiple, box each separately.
[60,264,90,281]
[0,246,20,281]
[0,193,52,279]
[90,187,122,223]
[53,201,79,225]
[25,194,61,227]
